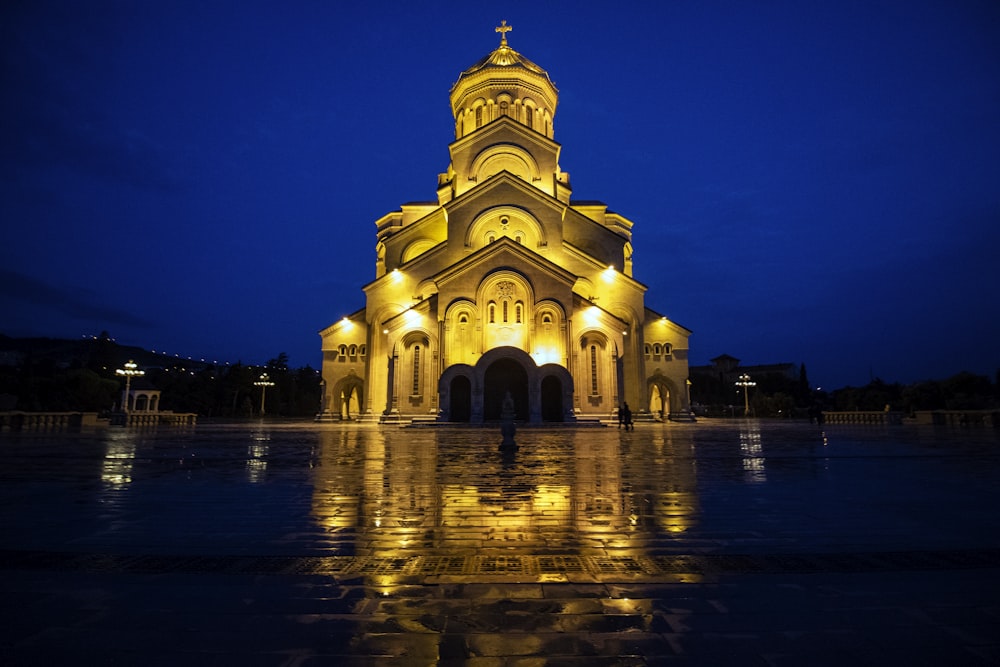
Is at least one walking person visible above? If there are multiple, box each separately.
[622,402,633,431]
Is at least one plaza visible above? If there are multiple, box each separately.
[1,420,999,665]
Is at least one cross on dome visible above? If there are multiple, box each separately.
[495,20,512,45]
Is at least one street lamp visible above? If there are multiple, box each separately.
[735,373,756,417]
[254,373,275,416]
[115,360,144,414]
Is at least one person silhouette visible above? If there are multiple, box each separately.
[621,402,633,431]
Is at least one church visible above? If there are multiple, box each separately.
[318,22,692,424]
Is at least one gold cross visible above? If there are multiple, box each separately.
[495,20,512,45]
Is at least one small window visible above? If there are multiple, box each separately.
[412,345,421,395]
[515,235,522,244]
[644,344,651,357]
[458,313,468,324]
[359,345,366,357]
[525,108,533,129]
[515,303,522,324]
[475,106,482,127]
[653,343,661,356]
[487,234,495,243]
[489,303,496,324]
[338,344,347,357]
[500,101,509,116]
[502,301,509,323]
[542,314,552,324]
[349,344,357,356]
[590,345,598,394]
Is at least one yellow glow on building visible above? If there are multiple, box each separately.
[532,347,561,365]
[317,23,692,423]
[402,308,422,326]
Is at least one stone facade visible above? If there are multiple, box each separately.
[319,25,691,423]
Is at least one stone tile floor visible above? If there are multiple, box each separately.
[1,420,999,665]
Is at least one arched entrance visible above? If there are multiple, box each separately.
[341,385,361,419]
[649,384,664,419]
[484,357,528,421]
[540,375,563,422]
[449,375,472,422]
[647,374,675,420]
[332,373,364,421]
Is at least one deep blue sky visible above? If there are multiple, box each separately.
[3,1,998,389]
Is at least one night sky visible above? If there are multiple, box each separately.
[3,1,998,389]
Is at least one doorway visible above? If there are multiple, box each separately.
[540,375,563,422]
[449,375,472,422]
[483,357,528,421]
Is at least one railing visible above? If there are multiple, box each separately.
[821,411,904,425]
[913,410,999,427]
[0,412,100,429]
[108,412,197,426]
[1,411,197,429]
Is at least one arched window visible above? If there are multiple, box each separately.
[515,303,522,324]
[502,301,509,323]
[349,344,357,356]
[653,343,661,356]
[487,234,495,243]
[458,313,468,324]
[525,108,533,129]
[515,234,522,244]
[644,344,651,358]
[500,101,509,116]
[338,344,347,358]
[412,345,421,395]
[542,314,552,324]
[590,345,598,394]
[488,303,496,324]
[475,106,482,127]
[359,345,366,357]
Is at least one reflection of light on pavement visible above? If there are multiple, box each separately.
[739,422,767,483]
[246,429,270,483]
[655,491,697,533]
[102,431,137,489]
[306,427,703,584]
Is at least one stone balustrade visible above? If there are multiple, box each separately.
[821,411,904,425]
[1,411,197,429]
[0,412,100,429]
[108,412,198,426]
[913,410,999,427]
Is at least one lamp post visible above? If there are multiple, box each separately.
[735,373,756,417]
[254,373,275,416]
[115,360,144,414]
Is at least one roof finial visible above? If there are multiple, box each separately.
[495,20,512,46]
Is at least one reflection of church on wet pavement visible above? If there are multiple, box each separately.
[310,428,700,556]
[319,23,691,424]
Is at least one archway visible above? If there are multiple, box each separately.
[540,375,563,422]
[649,384,666,419]
[484,357,528,421]
[341,385,361,419]
[332,373,364,421]
[646,374,676,420]
[449,375,472,422]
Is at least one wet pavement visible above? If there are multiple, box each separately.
[1,419,999,665]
